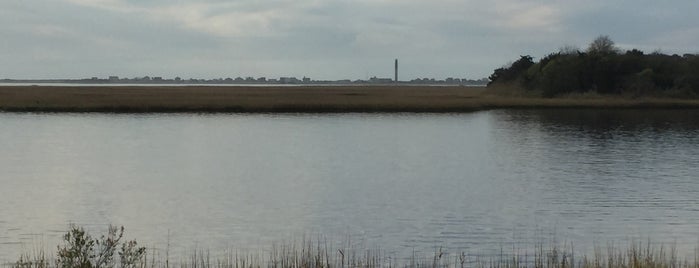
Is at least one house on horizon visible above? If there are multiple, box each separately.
[279,77,300,84]
[369,76,393,83]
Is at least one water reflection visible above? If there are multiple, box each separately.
[498,109,699,133]
[490,109,699,252]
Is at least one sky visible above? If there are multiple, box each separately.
[2,0,699,80]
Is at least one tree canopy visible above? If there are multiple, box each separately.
[587,35,619,54]
[488,36,699,97]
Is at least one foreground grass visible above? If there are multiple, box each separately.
[7,226,699,268]
[1,85,699,113]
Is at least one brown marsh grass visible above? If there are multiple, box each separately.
[1,85,699,113]
[9,237,699,268]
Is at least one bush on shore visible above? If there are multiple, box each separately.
[13,225,145,268]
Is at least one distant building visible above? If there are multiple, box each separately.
[446,77,461,84]
[395,59,398,82]
[108,76,119,81]
[302,77,311,83]
[279,77,300,84]
[369,76,393,83]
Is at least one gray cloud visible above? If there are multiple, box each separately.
[1,0,698,80]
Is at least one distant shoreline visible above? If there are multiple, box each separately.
[1,85,699,113]
[0,78,489,87]
[0,82,486,88]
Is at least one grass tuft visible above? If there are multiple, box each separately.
[7,227,699,268]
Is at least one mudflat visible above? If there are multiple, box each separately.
[1,85,698,113]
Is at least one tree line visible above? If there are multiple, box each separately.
[488,35,699,97]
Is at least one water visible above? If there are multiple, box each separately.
[1,110,699,263]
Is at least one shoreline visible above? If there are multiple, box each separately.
[8,225,699,268]
[1,85,699,113]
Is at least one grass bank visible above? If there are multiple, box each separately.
[11,239,699,268]
[7,226,699,268]
[1,86,699,113]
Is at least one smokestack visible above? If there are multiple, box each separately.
[394,59,398,82]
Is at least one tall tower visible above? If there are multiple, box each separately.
[394,59,398,82]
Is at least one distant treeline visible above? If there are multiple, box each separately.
[488,35,699,97]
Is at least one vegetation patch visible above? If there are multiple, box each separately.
[488,35,699,97]
[8,226,699,268]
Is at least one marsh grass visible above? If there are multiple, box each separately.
[1,86,699,113]
[9,231,699,268]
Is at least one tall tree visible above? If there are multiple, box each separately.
[587,35,619,54]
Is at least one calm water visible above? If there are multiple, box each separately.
[1,110,699,263]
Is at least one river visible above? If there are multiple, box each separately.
[1,110,698,263]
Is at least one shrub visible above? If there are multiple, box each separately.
[14,225,146,268]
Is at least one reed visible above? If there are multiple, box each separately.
[7,226,699,268]
[1,86,699,113]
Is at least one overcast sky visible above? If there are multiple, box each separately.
[2,0,698,80]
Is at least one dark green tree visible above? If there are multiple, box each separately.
[488,55,534,85]
[487,35,699,97]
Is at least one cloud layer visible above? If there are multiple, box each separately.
[2,0,698,80]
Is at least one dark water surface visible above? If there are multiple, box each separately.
[1,110,699,262]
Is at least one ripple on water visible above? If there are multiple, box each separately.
[1,110,699,261]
